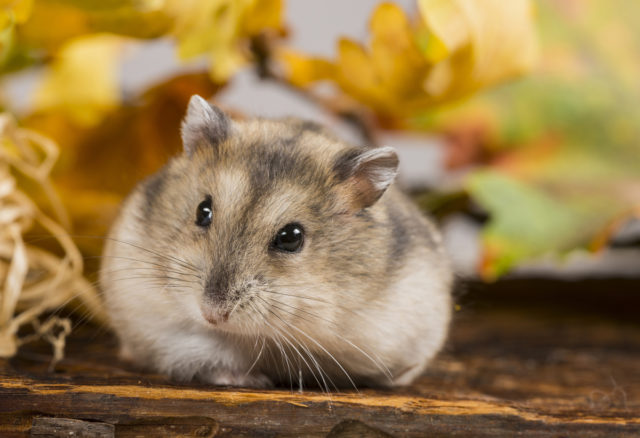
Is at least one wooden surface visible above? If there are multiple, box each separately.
[1,279,639,437]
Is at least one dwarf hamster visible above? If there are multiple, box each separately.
[99,95,452,389]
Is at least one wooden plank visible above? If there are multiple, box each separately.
[1,376,638,437]
[0,283,638,437]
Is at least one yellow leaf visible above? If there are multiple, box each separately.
[336,38,383,107]
[278,0,537,119]
[0,0,33,61]
[418,0,537,97]
[0,11,14,62]
[0,0,33,23]
[278,49,334,87]
[369,3,431,106]
[165,0,283,82]
[16,1,89,51]
[418,0,470,54]
[14,0,169,54]
[32,34,124,126]
[242,0,281,34]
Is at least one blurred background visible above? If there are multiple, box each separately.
[1,0,639,289]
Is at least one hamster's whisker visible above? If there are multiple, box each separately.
[38,280,105,320]
[86,255,199,278]
[91,235,201,274]
[256,297,336,394]
[262,288,365,319]
[103,276,200,290]
[228,297,244,319]
[99,265,202,281]
[244,335,266,378]
[260,300,339,393]
[104,273,199,282]
[263,296,335,326]
[251,302,295,390]
[252,301,330,394]
[104,275,200,285]
[27,234,200,274]
[249,301,297,391]
[264,297,393,381]
[277,323,330,394]
[98,265,201,284]
[274,333,295,391]
[44,298,91,332]
[102,261,201,281]
[249,327,262,352]
[260,289,333,306]
[290,331,338,394]
[100,277,199,291]
[246,330,261,357]
[262,297,358,393]
[263,287,363,315]
[43,291,92,318]
[18,285,112,353]
[163,284,192,293]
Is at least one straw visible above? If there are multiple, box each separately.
[0,113,105,362]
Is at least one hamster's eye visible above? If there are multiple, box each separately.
[195,197,213,227]
[272,223,304,253]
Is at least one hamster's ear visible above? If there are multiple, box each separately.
[333,146,399,210]
[181,95,230,156]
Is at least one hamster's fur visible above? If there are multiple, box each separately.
[100,95,452,389]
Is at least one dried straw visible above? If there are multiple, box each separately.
[0,113,105,362]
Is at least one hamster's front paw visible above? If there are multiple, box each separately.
[200,369,273,389]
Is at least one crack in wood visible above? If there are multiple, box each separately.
[1,376,637,428]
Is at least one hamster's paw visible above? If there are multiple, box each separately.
[387,361,429,387]
[201,369,273,389]
[118,343,136,363]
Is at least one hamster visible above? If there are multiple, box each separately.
[99,95,452,389]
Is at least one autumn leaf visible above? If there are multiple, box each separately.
[4,0,282,82]
[32,34,125,126]
[279,3,433,115]
[279,0,536,120]
[0,0,33,63]
[279,50,334,88]
[417,0,537,98]
[14,0,169,54]
[165,0,283,82]
[0,0,170,76]
[3,0,254,122]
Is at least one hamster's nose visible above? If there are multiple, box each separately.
[204,282,226,304]
[201,307,230,326]
[202,272,233,325]
[204,269,232,303]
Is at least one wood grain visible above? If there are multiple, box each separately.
[0,281,638,437]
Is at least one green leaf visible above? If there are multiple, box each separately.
[466,171,629,279]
